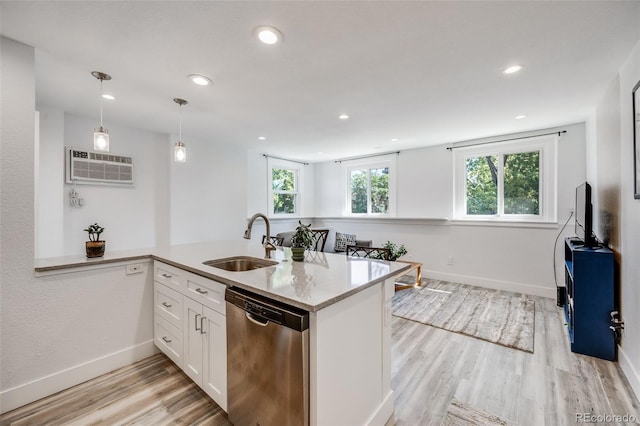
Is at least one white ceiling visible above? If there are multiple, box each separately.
[2,1,639,162]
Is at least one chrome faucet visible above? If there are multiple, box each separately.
[244,213,276,259]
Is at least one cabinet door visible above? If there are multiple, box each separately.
[202,306,227,411]
[183,297,204,386]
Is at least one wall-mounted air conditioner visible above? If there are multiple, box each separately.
[65,147,134,185]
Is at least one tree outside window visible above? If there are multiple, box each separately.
[272,167,298,215]
[348,165,390,215]
[466,151,540,216]
[455,134,556,222]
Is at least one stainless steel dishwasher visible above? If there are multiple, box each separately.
[225,286,309,426]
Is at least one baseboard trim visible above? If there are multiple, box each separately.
[0,340,158,414]
[618,345,640,403]
[366,390,395,426]
[424,270,556,299]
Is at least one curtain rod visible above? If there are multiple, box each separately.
[334,151,400,164]
[262,154,309,166]
[446,130,567,151]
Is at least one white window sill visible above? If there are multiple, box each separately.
[450,219,559,229]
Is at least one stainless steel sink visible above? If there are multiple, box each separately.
[203,256,277,272]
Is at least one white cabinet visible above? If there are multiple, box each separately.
[202,306,227,408]
[154,313,184,368]
[153,261,227,411]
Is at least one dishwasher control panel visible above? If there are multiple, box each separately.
[246,300,283,324]
[225,286,309,332]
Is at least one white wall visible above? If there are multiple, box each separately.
[35,106,64,258]
[312,123,585,297]
[170,135,248,244]
[1,36,158,414]
[616,38,640,401]
[2,35,254,412]
[247,150,315,218]
[245,150,316,242]
[35,110,171,256]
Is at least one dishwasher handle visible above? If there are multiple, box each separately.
[246,312,269,327]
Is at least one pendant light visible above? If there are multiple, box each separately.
[91,71,111,152]
[173,98,188,163]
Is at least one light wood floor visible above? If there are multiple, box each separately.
[2,297,638,425]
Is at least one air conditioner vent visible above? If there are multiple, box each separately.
[66,147,134,185]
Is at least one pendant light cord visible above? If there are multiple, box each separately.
[179,103,182,141]
[99,78,104,127]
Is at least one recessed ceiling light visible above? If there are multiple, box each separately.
[101,94,115,100]
[503,65,523,74]
[391,138,399,142]
[338,114,350,120]
[188,74,213,86]
[515,115,527,119]
[255,26,283,45]
[258,136,266,141]
[317,151,324,155]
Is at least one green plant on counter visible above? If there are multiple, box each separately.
[291,221,314,250]
[84,223,105,241]
[382,240,407,261]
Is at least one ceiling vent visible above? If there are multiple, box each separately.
[65,147,134,185]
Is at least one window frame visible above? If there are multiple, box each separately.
[342,155,397,216]
[268,158,302,218]
[453,134,557,223]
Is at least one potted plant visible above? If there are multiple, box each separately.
[84,223,106,258]
[382,240,407,261]
[291,221,314,261]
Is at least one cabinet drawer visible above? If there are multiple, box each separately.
[185,272,226,315]
[155,282,184,328]
[155,261,185,290]
[154,314,184,368]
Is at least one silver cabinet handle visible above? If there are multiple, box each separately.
[200,316,206,334]
[161,273,172,279]
[162,302,172,308]
[195,313,201,331]
[195,288,208,295]
[162,336,172,343]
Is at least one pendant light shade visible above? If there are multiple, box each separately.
[92,71,111,152]
[174,98,188,163]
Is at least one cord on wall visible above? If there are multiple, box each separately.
[69,181,84,207]
[552,210,574,289]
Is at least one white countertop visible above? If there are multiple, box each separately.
[34,240,411,311]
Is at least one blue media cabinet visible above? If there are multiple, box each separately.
[564,238,615,361]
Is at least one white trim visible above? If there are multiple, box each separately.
[424,269,556,299]
[365,390,395,426]
[342,154,397,216]
[618,345,640,403]
[449,219,560,229]
[0,340,157,414]
[453,134,557,222]
[35,258,151,276]
[267,157,303,218]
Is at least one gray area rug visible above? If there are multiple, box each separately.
[441,399,516,426]
[392,279,535,353]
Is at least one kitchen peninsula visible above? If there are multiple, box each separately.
[34,241,410,426]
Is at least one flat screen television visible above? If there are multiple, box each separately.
[575,182,597,247]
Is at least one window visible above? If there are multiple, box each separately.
[268,159,302,216]
[344,155,396,216]
[454,135,557,222]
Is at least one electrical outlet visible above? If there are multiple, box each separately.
[126,263,144,275]
[447,256,454,265]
